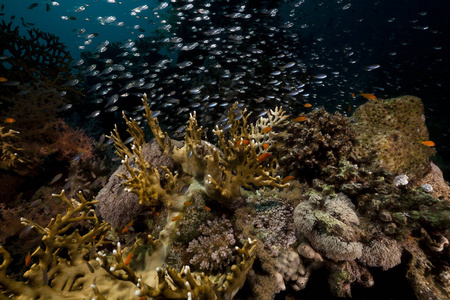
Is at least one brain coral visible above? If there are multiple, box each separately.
[350,95,434,180]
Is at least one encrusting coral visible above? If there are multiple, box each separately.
[350,95,435,180]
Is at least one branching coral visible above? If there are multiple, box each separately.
[0,191,110,299]
[0,20,79,90]
[97,238,257,300]
[140,94,290,205]
[0,126,29,170]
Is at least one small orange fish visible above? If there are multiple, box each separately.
[124,250,133,265]
[122,220,133,234]
[257,152,272,162]
[293,116,307,122]
[351,93,355,98]
[358,93,377,100]
[421,141,435,147]
[304,103,312,108]
[281,176,295,183]
[237,139,250,146]
[138,296,147,300]
[184,201,192,206]
[262,126,272,133]
[204,205,211,212]
[0,77,8,83]
[4,118,15,123]
[263,143,269,150]
[172,215,181,221]
[25,251,31,266]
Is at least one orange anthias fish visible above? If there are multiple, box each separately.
[281,176,295,183]
[124,250,133,265]
[184,201,192,206]
[4,118,15,123]
[357,93,377,100]
[25,251,31,266]
[257,152,272,162]
[262,126,272,133]
[304,103,312,108]
[0,77,8,83]
[122,220,133,234]
[421,140,435,147]
[293,116,307,122]
[237,139,250,146]
[172,215,181,221]
[204,205,211,212]
[263,143,269,150]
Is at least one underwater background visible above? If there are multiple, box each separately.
[0,0,449,299]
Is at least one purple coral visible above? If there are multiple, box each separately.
[187,216,236,271]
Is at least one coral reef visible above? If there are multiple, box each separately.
[0,191,110,299]
[0,127,29,171]
[187,216,236,271]
[0,190,257,299]
[417,162,450,200]
[140,95,290,205]
[279,108,355,179]
[350,95,435,180]
[0,20,79,89]
[294,192,362,262]
[2,93,448,300]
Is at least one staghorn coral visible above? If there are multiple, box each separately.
[350,95,435,180]
[96,139,179,230]
[0,191,111,299]
[143,94,290,205]
[0,190,257,300]
[187,216,236,271]
[97,238,257,300]
[280,108,356,179]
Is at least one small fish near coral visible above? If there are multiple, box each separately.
[421,140,435,147]
[352,93,377,100]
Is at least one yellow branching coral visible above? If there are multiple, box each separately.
[0,126,29,170]
[97,238,257,300]
[140,94,290,205]
[0,191,110,299]
[109,112,178,207]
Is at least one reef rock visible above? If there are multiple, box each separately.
[350,95,434,180]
